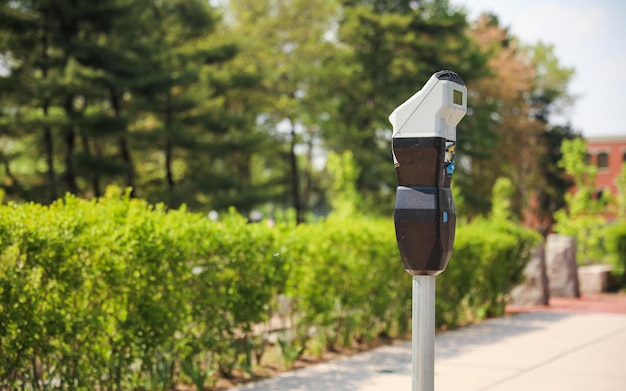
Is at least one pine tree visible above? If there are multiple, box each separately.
[0,0,240,206]
[0,0,65,202]
[330,0,488,214]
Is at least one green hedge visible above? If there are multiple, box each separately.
[438,219,540,327]
[606,222,626,281]
[0,190,539,389]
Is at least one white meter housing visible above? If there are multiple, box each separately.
[389,71,467,141]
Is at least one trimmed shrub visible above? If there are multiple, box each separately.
[440,219,540,326]
[0,190,539,389]
[606,223,626,282]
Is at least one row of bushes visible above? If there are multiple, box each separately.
[606,223,626,280]
[0,188,539,389]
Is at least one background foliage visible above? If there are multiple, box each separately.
[0,0,577,223]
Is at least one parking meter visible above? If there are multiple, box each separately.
[388,70,467,391]
[389,70,467,276]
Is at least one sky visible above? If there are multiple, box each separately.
[452,0,626,138]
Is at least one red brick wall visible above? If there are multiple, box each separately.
[586,136,626,199]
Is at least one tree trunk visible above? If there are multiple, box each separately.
[41,19,57,203]
[110,88,135,195]
[288,119,303,224]
[118,137,134,195]
[1,154,19,189]
[62,127,78,195]
[302,130,315,216]
[63,97,79,195]
[165,139,174,190]
[165,92,175,191]
[60,15,79,195]
[43,109,57,202]
[80,133,101,197]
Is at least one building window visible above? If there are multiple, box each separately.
[594,189,609,206]
[594,190,603,200]
[597,152,609,168]
[623,151,626,162]
[584,153,591,164]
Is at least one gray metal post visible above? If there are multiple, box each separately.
[412,275,435,391]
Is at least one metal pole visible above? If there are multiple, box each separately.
[412,275,435,391]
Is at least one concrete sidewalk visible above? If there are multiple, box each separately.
[231,296,626,391]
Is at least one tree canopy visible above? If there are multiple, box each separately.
[0,0,577,224]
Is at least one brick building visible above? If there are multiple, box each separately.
[525,136,626,230]
[586,136,626,200]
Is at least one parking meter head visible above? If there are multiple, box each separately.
[389,70,467,142]
[390,71,467,275]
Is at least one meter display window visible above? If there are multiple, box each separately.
[453,89,463,105]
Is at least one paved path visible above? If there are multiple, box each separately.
[230,295,626,391]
